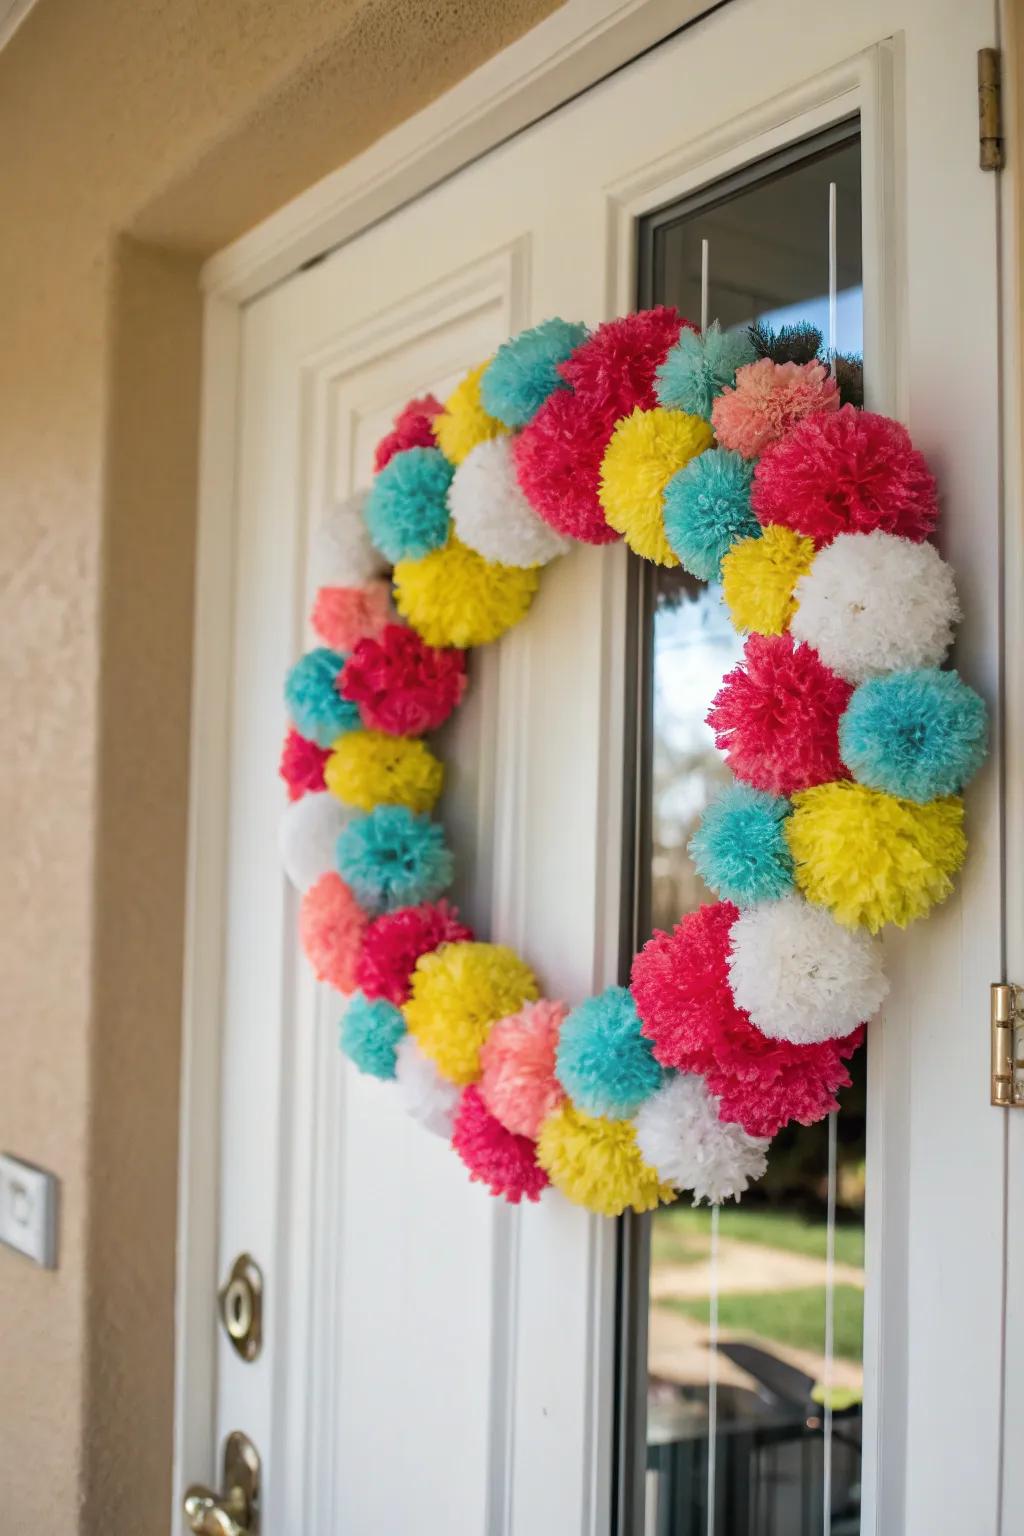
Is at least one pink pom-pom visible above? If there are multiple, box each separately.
[299,873,367,992]
[751,404,939,546]
[280,727,330,801]
[374,395,444,472]
[711,358,839,460]
[558,307,691,418]
[339,623,467,736]
[630,901,862,1138]
[514,388,622,544]
[707,633,852,795]
[451,1084,549,1203]
[479,1000,568,1138]
[311,582,392,652]
[356,899,474,1005]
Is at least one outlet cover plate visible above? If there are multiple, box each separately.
[0,1153,58,1268]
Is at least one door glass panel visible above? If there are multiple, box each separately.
[627,125,866,1536]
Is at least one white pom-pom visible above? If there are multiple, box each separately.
[633,1074,768,1205]
[791,530,959,683]
[727,894,888,1044]
[449,436,570,567]
[310,490,387,587]
[394,1035,460,1137]
[277,792,351,892]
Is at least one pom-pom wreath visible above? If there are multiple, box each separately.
[632,1074,769,1205]
[599,407,714,564]
[451,1085,549,1203]
[299,873,366,993]
[839,668,988,803]
[630,902,863,1137]
[555,986,664,1119]
[394,1034,460,1137]
[790,531,960,683]
[357,899,473,1005]
[324,729,443,814]
[310,490,386,588]
[278,790,351,892]
[711,358,839,459]
[340,625,467,736]
[374,395,443,473]
[536,1104,672,1217]
[479,1000,567,1138]
[393,537,539,649]
[752,405,938,546]
[559,307,688,418]
[340,991,407,1080]
[707,633,852,796]
[279,727,330,801]
[449,436,571,567]
[433,362,508,465]
[786,781,967,932]
[655,321,756,419]
[513,388,621,545]
[689,783,795,906]
[285,647,361,748]
[404,942,539,1086]
[480,318,589,428]
[365,446,453,564]
[311,582,392,653]
[721,524,815,636]
[727,894,888,1044]
[336,806,453,914]
[662,448,758,580]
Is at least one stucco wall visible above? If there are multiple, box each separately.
[0,2,563,1530]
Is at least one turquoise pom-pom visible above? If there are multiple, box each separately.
[689,784,795,905]
[285,647,360,747]
[655,321,756,419]
[365,446,453,563]
[480,318,589,428]
[839,668,988,803]
[340,991,406,1079]
[556,986,663,1120]
[662,448,759,580]
[336,805,453,913]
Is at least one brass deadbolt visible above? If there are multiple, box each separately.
[219,1253,263,1362]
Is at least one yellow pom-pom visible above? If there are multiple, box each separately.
[786,780,966,932]
[722,524,816,635]
[394,536,539,649]
[404,941,538,1085]
[325,730,444,814]
[599,406,713,565]
[433,363,508,465]
[536,1103,673,1217]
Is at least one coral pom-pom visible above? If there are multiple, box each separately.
[632,1074,769,1205]
[337,806,453,914]
[357,899,473,1004]
[404,942,539,1086]
[840,668,988,802]
[310,490,386,588]
[452,1085,549,1203]
[480,318,589,429]
[285,647,361,748]
[449,436,570,567]
[559,307,690,418]
[721,524,816,635]
[395,1034,461,1137]
[655,321,756,420]
[707,633,852,795]
[374,395,443,473]
[479,1000,567,1138]
[752,405,938,545]
[311,582,392,653]
[711,358,839,459]
[786,781,967,932]
[325,729,444,814]
[299,873,366,993]
[513,388,621,545]
[599,407,713,565]
[688,783,795,906]
[278,790,351,892]
[365,446,453,564]
[555,986,664,1120]
[433,363,508,465]
[279,727,330,800]
[536,1104,672,1217]
[340,624,467,736]
[339,991,406,1079]
[393,536,539,649]
[662,448,758,580]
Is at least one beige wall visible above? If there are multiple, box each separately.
[0,2,562,1530]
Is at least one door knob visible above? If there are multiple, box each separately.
[184,1431,260,1535]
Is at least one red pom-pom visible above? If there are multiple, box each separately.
[356,899,474,1005]
[752,404,939,546]
[630,902,862,1138]
[339,623,467,736]
[451,1084,549,1203]
[279,727,330,800]
[311,582,392,652]
[558,307,692,418]
[514,388,621,544]
[707,633,852,795]
[374,395,444,472]
[299,873,367,992]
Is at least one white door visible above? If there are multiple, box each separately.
[184,1,1013,1531]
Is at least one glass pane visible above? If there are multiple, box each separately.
[631,127,866,1536]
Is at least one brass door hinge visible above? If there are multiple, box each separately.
[991,983,1024,1107]
[979,48,1004,171]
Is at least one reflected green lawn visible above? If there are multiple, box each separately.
[663,1284,864,1365]
[652,1203,865,1270]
